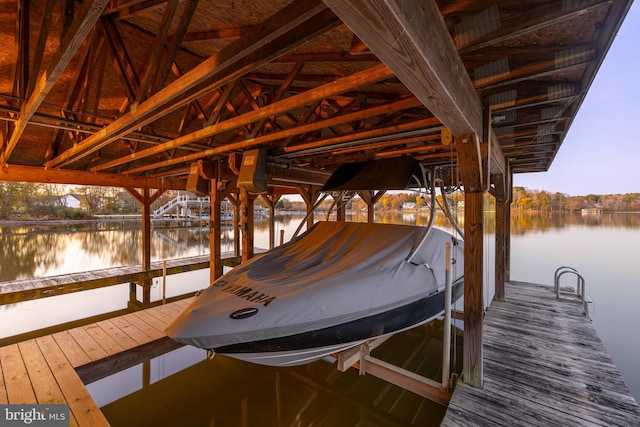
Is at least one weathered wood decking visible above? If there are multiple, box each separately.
[442,281,640,426]
[0,253,241,305]
[0,298,191,427]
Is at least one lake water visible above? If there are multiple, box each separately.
[1,211,638,425]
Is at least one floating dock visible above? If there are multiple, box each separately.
[442,281,640,426]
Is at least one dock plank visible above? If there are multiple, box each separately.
[135,306,174,329]
[81,323,126,356]
[0,344,37,404]
[17,340,66,405]
[125,311,165,339]
[110,315,155,345]
[51,331,91,368]
[36,336,109,427]
[96,318,139,350]
[442,282,640,426]
[67,327,109,362]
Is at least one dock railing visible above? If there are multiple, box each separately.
[554,266,590,315]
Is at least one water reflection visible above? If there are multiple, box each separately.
[510,211,640,234]
[91,321,461,427]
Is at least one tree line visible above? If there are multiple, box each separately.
[1,181,639,220]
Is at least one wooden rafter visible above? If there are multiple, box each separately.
[101,18,140,101]
[90,64,394,173]
[135,0,180,103]
[28,0,57,97]
[11,0,29,101]
[46,0,340,169]
[152,0,200,94]
[121,95,420,176]
[2,0,108,164]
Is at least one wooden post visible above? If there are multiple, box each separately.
[463,190,484,387]
[494,174,506,302]
[240,188,255,261]
[262,193,281,249]
[227,193,241,257]
[455,132,485,388]
[336,195,346,222]
[298,185,320,230]
[359,190,385,223]
[141,187,153,305]
[505,168,513,282]
[126,187,163,307]
[210,178,222,283]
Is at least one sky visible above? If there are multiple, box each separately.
[512,2,640,196]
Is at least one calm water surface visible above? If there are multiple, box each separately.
[1,211,639,425]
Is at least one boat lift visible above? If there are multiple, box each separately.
[307,158,464,405]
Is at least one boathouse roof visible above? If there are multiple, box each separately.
[0,0,632,193]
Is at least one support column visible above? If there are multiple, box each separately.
[141,187,152,304]
[494,174,506,302]
[298,185,320,230]
[359,190,385,223]
[505,169,513,282]
[210,179,222,283]
[336,195,346,222]
[209,178,238,282]
[262,193,281,249]
[126,187,163,307]
[462,190,484,388]
[455,132,485,388]
[227,193,241,256]
[240,188,256,261]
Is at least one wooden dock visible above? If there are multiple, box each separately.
[0,298,192,427]
[442,281,640,426]
[0,253,241,305]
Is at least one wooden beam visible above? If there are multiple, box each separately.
[152,0,200,93]
[323,0,483,137]
[135,0,180,103]
[101,19,140,101]
[0,164,183,190]
[120,94,416,176]
[46,0,339,168]
[1,0,108,164]
[91,64,394,173]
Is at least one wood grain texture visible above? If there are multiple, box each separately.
[442,282,640,426]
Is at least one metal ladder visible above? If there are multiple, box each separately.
[554,266,591,315]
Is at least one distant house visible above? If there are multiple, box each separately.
[402,202,417,210]
[61,194,83,209]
